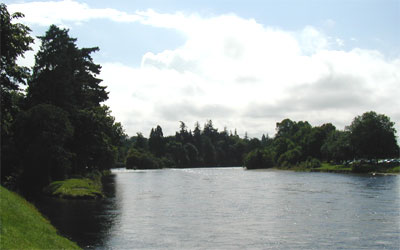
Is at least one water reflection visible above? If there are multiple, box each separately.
[35,169,399,249]
[34,175,119,249]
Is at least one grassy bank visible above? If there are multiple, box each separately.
[312,163,352,173]
[0,186,80,249]
[312,163,400,174]
[44,178,103,199]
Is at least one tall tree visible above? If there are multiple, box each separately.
[321,130,352,163]
[149,125,165,157]
[0,4,33,184]
[14,104,73,191]
[25,25,121,175]
[347,111,399,159]
[26,25,107,111]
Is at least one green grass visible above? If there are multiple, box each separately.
[380,165,400,174]
[44,178,103,199]
[0,186,80,249]
[315,163,399,174]
[315,163,352,172]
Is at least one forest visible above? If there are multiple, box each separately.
[1,4,399,195]
[122,112,399,172]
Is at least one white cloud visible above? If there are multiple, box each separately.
[100,11,400,137]
[335,38,344,47]
[8,0,141,26]
[9,1,400,138]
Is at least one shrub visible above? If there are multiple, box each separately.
[126,148,161,169]
[244,148,275,169]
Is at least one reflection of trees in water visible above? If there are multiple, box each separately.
[35,175,118,248]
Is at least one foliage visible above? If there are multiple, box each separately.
[347,111,399,159]
[0,4,33,88]
[295,158,322,169]
[321,130,352,163]
[0,4,33,185]
[14,104,74,192]
[124,111,398,172]
[1,22,125,193]
[27,25,107,111]
[149,125,165,157]
[126,148,161,169]
[0,186,80,249]
[244,148,275,169]
[277,147,302,167]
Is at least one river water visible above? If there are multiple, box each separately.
[36,168,400,249]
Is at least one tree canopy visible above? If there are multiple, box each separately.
[0,9,125,192]
[347,111,398,160]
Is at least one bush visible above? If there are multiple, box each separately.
[244,148,275,169]
[277,147,302,167]
[302,158,321,169]
[126,148,161,169]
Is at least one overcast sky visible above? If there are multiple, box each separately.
[6,0,400,138]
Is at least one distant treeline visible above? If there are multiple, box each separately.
[122,111,399,171]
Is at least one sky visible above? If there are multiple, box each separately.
[5,0,400,139]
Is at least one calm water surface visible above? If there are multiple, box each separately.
[36,168,400,249]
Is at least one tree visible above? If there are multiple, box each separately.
[70,106,119,173]
[126,148,160,170]
[165,141,188,167]
[24,25,122,176]
[0,3,33,93]
[275,119,297,138]
[321,130,352,163]
[14,104,73,191]
[0,4,33,184]
[184,143,199,166]
[203,137,216,165]
[149,125,165,157]
[244,148,275,169]
[347,111,399,159]
[134,133,148,150]
[26,25,107,111]
[304,123,336,159]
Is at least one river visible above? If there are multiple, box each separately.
[35,168,400,249]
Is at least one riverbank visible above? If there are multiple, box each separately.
[0,186,80,249]
[293,163,399,174]
[43,171,109,199]
[44,178,103,199]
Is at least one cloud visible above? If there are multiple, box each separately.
[100,11,399,137]
[8,0,141,26]
[8,1,400,138]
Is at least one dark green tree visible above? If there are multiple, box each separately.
[149,125,165,157]
[165,141,188,167]
[0,4,33,184]
[244,148,275,169]
[347,111,399,159]
[71,106,120,173]
[134,132,148,150]
[321,130,352,163]
[27,25,107,111]
[304,123,336,159]
[184,143,200,166]
[126,148,160,170]
[25,25,122,175]
[193,121,203,156]
[14,104,73,191]
[203,137,216,165]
